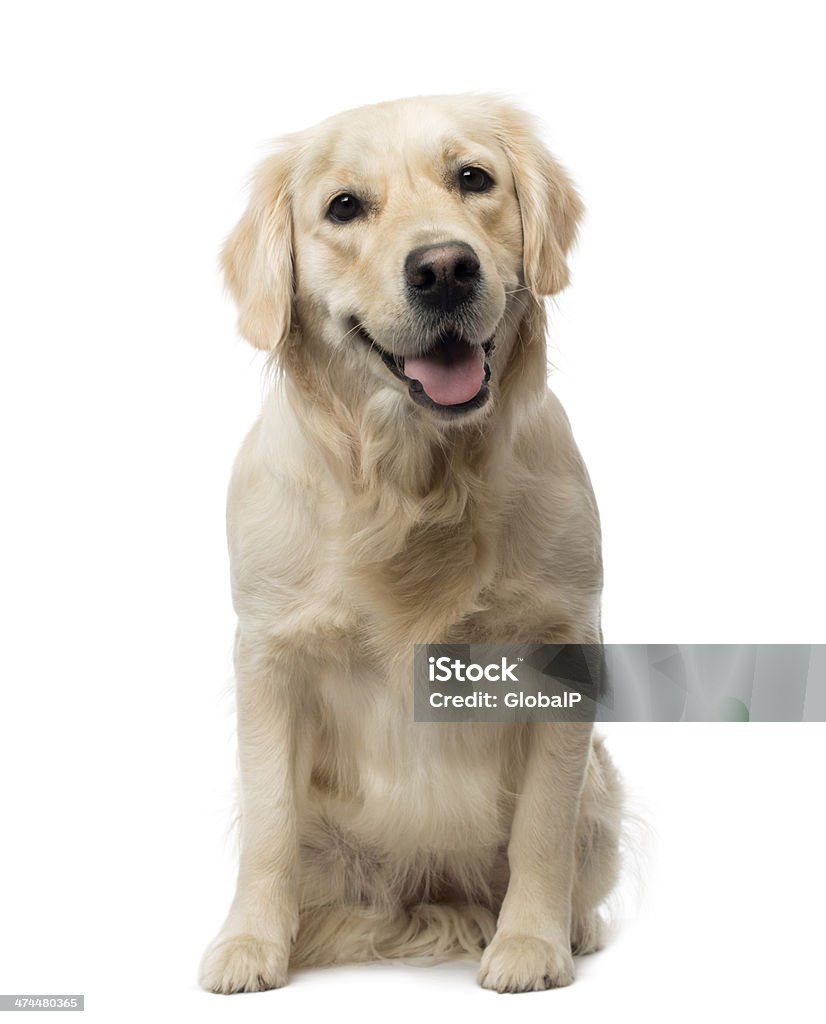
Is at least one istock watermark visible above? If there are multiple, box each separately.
[428,655,521,683]
[413,644,826,722]
[415,644,602,723]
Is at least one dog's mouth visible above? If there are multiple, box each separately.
[353,324,494,415]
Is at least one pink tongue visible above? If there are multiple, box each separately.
[404,341,485,406]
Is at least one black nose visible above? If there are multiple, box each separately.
[405,242,481,312]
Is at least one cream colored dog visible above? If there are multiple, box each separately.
[199,95,622,995]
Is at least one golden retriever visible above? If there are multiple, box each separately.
[199,94,623,995]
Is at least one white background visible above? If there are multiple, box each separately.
[1,1,825,1021]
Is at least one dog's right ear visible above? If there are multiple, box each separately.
[221,149,294,351]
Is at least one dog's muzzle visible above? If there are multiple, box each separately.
[354,325,495,416]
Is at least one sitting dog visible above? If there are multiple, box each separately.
[200,94,623,995]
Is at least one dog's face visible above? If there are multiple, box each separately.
[291,102,524,417]
[223,96,583,424]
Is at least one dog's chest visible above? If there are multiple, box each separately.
[310,661,519,854]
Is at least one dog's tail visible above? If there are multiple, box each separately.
[291,903,497,967]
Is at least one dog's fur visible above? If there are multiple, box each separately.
[199,95,623,995]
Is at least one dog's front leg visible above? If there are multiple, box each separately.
[479,722,592,993]
[199,634,310,993]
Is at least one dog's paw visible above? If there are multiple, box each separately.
[478,934,575,993]
[199,933,289,994]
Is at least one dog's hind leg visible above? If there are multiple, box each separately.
[570,734,623,954]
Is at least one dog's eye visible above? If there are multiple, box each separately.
[459,166,494,193]
[327,193,362,223]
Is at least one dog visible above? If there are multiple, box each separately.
[199,95,623,995]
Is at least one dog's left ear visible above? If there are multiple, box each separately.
[221,148,294,351]
[494,104,584,297]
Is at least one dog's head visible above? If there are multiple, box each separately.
[223,96,582,424]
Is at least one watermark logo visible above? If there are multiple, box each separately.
[416,644,597,723]
[428,655,521,683]
[414,645,826,723]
